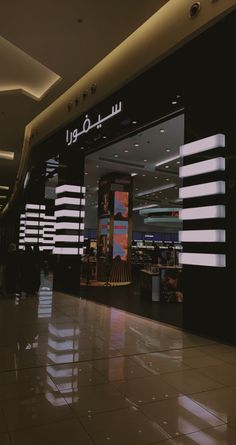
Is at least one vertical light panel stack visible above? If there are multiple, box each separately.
[54,184,86,255]
[24,204,45,249]
[19,213,26,250]
[179,134,226,268]
[42,215,56,251]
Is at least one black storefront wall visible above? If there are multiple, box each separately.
[32,12,236,342]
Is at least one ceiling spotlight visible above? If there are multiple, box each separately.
[165,165,170,169]
[85,172,88,175]
[142,174,146,177]
[132,120,137,124]
[144,159,147,162]
[96,165,99,168]
[154,177,158,179]
[134,143,140,147]
[172,100,177,105]
[160,129,165,133]
[166,149,171,153]
[102,135,107,139]
[114,154,118,158]
[124,149,129,153]
[176,161,181,164]
[165,178,170,181]
[131,173,138,177]
[80,146,85,150]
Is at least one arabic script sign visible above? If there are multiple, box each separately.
[66,101,122,147]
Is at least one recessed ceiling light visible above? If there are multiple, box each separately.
[102,135,107,139]
[176,161,181,164]
[159,191,162,194]
[165,178,170,181]
[142,174,146,177]
[114,154,118,158]
[124,149,129,153]
[80,146,85,150]
[144,159,147,162]
[172,100,177,105]
[165,197,168,200]
[165,165,169,169]
[160,129,165,133]
[131,173,138,177]
[0,185,9,190]
[134,143,139,147]
[132,120,137,124]
[166,149,171,153]
[96,165,99,168]
[135,188,139,191]
[154,177,158,179]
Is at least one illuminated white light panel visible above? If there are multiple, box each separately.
[55,235,79,243]
[55,197,81,206]
[179,157,225,178]
[53,247,83,255]
[56,222,79,230]
[179,230,225,243]
[56,185,81,194]
[179,181,225,199]
[25,204,45,210]
[179,205,225,220]
[179,252,226,267]
[180,134,225,157]
[54,210,81,218]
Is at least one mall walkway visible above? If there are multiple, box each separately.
[1,277,236,444]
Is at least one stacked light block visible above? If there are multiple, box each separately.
[19,213,26,250]
[54,185,86,255]
[42,215,56,251]
[24,204,45,249]
[179,134,226,268]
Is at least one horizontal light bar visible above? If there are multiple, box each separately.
[55,210,83,218]
[136,183,176,197]
[55,235,79,242]
[25,221,45,226]
[179,252,226,267]
[180,134,225,158]
[55,222,79,230]
[179,205,225,220]
[56,185,82,194]
[179,181,225,199]
[45,216,56,220]
[179,157,225,178]
[0,185,9,191]
[25,229,43,235]
[179,230,225,243]
[55,197,81,206]
[0,150,14,160]
[133,204,157,211]
[0,196,7,199]
[24,237,42,243]
[140,207,179,215]
[53,247,79,255]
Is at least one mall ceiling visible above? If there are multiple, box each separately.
[0,0,168,213]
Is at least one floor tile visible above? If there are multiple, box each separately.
[47,362,108,390]
[2,392,72,431]
[190,387,236,422]
[130,351,190,374]
[80,406,171,445]
[172,424,236,444]
[10,418,94,445]
[92,356,152,381]
[141,395,224,438]
[161,368,223,395]
[198,344,236,364]
[62,382,130,416]
[113,375,179,405]
[198,363,236,386]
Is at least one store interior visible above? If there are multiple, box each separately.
[45,113,184,326]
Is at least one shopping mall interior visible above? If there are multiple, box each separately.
[1,1,236,444]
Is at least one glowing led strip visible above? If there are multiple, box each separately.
[179,181,225,199]
[179,252,226,267]
[180,134,225,157]
[179,157,225,178]
[179,230,225,243]
[179,205,225,220]
[56,185,82,194]
[55,197,81,206]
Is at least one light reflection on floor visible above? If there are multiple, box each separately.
[0,274,236,444]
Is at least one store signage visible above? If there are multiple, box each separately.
[66,101,122,146]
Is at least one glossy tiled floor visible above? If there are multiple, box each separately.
[1,276,236,444]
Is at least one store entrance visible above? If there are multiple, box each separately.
[80,113,184,327]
